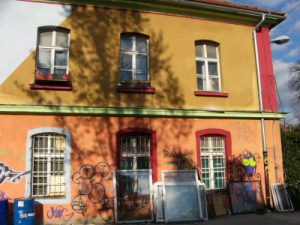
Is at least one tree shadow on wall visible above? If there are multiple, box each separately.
[14,5,193,224]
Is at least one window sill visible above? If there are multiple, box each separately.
[194,91,228,97]
[30,84,73,91]
[116,87,156,94]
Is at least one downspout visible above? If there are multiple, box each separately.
[253,14,271,208]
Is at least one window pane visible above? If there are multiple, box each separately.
[197,77,206,90]
[195,44,204,57]
[121,54,132,70]
[136,72,147,81]
[209,78,220,92]
[208,62,218,75]
[121,159,133,170]
[40,32,53,46]
[51,159,64,173]
[54,68,67,76]
[56,31,68,48]
[120,71,132,81]
[121,36,133,51]
[37,49,51,68]
[136,36,147,52]
[136,54,148,72]
[206,45,217,59]
[196,60,204,75]
[54,50,68,66]
[137,158,150,169]
[34,160,47,171]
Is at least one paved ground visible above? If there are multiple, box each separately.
[199,211,300,225]
[142,211,300,225]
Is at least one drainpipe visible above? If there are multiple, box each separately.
[253,14,271,208]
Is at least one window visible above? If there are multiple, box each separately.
[196,129,231,190]
[201,136,226,189]
[116,129,156,222]
[26,128,71,204]
[195,41,221,92]
[31,133,66,197]
[120,133,151,170]
[119,33,149,87]
[32,26,71,90]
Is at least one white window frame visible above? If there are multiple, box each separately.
[37,27,70,75]
[120,34,149,81]
[195,42,222,92]
[25,128,71,204]
[200,136,226,189]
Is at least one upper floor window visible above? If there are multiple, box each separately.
[119,33,149,87]
[32,26,71,90]
[195,41,221,92]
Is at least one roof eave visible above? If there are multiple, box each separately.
[25,0,286,28]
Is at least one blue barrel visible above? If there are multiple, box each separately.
[13,198,35,225]
[0,199,9,225]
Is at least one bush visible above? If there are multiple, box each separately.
[281,126,300,210]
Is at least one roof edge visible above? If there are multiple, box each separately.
[20,0,286,28]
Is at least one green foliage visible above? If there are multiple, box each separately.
[281,125,300,209]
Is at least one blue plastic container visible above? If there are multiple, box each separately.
[0,199,9,225]
[13,198,35,225]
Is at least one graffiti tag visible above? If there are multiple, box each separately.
[71,162,115,221]
[47,206,74,221]
[0,162,30,184]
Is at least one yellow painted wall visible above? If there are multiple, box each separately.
[0,6,259,111]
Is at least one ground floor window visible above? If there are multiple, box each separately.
[196,129,231,190]
[120,133,151,170]
[201,136,226,189]
[31,133,66,197]
[26,128,71,204]
[115,129,156,222]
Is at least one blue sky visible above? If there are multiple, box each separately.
[230,0,300,124]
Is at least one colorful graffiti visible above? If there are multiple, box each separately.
[0,162,30,184]
[163,149,195,169]
[227,150,261,182]
[71,162,115,221]
[47,206,74,221]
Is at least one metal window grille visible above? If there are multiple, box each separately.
[120,133,151,170]
[201,136,226,189]
[195,43,221,92]
[37,28,70,75]
[31,133,66,198]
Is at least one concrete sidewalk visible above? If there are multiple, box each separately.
[202,211,300,225]
[135,211,300,225]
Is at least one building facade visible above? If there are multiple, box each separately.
[0,0,286,223]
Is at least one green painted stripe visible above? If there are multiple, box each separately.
[31,0,284,28]
[0,104,286,119]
